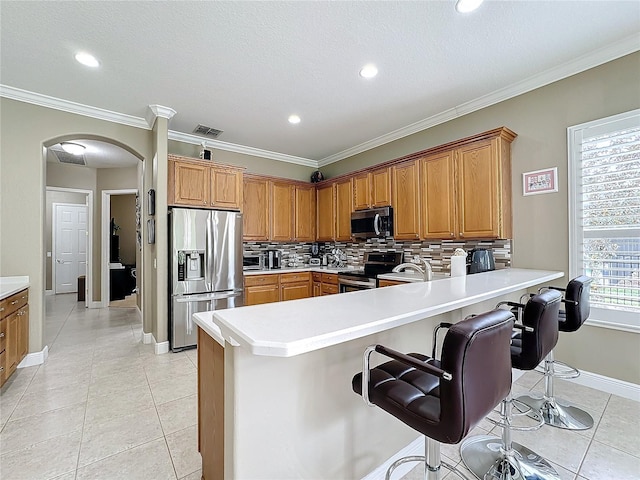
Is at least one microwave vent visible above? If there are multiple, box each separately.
[52,148,86,166]
[193,124,223,138]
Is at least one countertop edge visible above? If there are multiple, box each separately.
[201,269,564,358]
[0,276,30,301]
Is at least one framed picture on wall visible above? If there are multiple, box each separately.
[523,167,558,196]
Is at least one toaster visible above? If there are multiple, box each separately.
[309,258,321,266]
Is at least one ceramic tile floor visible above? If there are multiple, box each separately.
[0,294,201,480]
[1,294,638,480]
[401,371,640,479]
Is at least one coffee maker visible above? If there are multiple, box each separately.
[266,249,282,269]
[309,242,322,266]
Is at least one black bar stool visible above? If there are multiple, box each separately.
[460,289,563,480]
[517,276,594,430]
[352,310,515,480]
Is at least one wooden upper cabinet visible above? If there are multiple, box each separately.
[371,167,392,207]
[243,176,269,241]
[352,168,391,210]
[392,160,421,240]
[169,156,243,210]
[421,151,457,239]
[316,184,335,241]
[352,173,371,211]
[171,160,210,207]
[335,179,353,241]
[270,182,294,241]
[294,185,316,242]
[456,137,513,239]
[210,166,243,210]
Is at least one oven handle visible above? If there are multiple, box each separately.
[338,277,376,288]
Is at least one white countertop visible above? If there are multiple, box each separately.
[194,268,563,358]
[243,266,348,276]
[0,276,30,300]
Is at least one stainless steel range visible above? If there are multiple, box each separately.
[338,252,403,293]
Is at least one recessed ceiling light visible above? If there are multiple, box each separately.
[60,142,86,155]
[288,115,301,124]
[359,64,378,79]
[75,52,100,68]
[455,0,484,13]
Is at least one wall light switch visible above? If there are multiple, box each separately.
[47,252,52,257]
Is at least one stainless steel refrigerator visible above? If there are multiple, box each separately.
[169,208,244,351]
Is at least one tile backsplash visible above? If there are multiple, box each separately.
[244,238,511,272]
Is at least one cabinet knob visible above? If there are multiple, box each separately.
[0,332,5,338]
[460,233,465,238]
[10,300,18,305]
[0,367,3,372]
[450,233,454,237]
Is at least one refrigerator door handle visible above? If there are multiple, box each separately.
[175,292,243,303]
[205,211,214,292]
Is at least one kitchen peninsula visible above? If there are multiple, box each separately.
[193,268,563,479]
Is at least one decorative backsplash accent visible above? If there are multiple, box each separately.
[244,238,511,272]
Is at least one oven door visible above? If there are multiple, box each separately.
[338,276,376,293]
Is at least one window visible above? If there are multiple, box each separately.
[568,109,640,332]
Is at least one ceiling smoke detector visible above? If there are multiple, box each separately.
[193,124,223,138]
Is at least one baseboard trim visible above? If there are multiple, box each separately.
[17,345,49,368]
[45,290,54,296]
[88,301,103,309]
[145,333,169,354]
[362,436,424,480]
[566,369,640,402]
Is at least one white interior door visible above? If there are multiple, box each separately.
[55,204,88,294]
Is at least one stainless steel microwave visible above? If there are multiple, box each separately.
[350,206,393,239]
[243,252,264,271]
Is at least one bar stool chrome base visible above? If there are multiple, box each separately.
[460,435,560,480]
[385,438,473,480]
[516,394,594,431]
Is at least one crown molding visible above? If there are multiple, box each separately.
[0,84,150,130]
[318,33,640,167]
[146,104,177,128]
[167,130,318,168]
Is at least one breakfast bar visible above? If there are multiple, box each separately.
[193,268,563,479]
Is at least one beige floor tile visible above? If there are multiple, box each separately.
[149,372,197,405]
[166,425,202,479]
[85,383,155,424]
[88,367,149,398]
[0,365,38,398]
[144,357,196,384]
[27,364,92,393]
[11,382,88,420]
[179,469,202,480]
[510,420,591,473]
[0,402,85,455]
[50,472,77,480]
[157,394,198,435]
[514,370,544,389]
[79,406,164,467]
[593,394,640,457]
[0,430,81,480]
[76,437,177,480]
[90,357,144,381]
[579,440,640,480]
[540,378,611,414]
[0,395,20,429]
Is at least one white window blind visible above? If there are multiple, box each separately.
[568,109,640,331]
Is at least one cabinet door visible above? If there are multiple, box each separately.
[6,311,18,377]
[245,284,280,306]
[316,184,335,241]
[270,182,294,241]
[335,179,353,241]
[312,281,322,297]
[172,161,210,207]
[281,281,311,301]
[371,167,392,207]
[352,173,371,211]
[17,304,28,360]
[294,185,316,242]
[421,151,457,239]
[392,160,421,240]
[456,140,499,238]
[243,177,270,241]
[210,167,242,210]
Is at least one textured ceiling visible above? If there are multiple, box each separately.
[1,1,639,164]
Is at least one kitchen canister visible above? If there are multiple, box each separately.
[451,248,467,277]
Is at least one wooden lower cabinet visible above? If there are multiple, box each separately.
[280,272,311,302]
[378,279,407,287]
[0,288,29,387]
[197,327,224,480]
[244,275,280,306]
[320,273,339,295]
